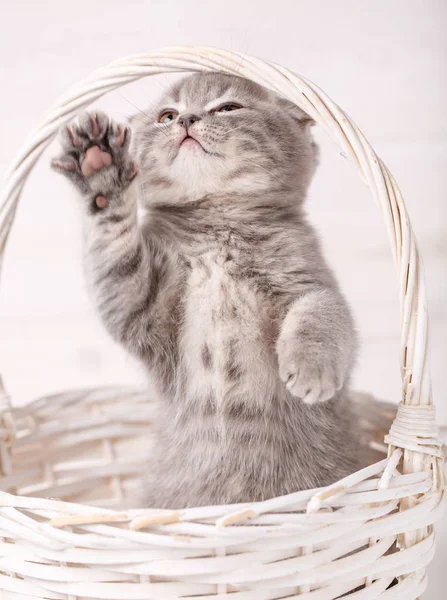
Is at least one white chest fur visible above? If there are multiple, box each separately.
[180,252,278,408]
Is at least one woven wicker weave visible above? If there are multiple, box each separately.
[0,46,444,600]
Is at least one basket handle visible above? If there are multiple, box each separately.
[0,45,433,459]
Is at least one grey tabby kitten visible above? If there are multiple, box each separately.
[52,73,361,508]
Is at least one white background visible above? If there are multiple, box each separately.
[0,1,445,597]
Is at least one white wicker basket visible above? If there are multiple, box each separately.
[0,46,444,600]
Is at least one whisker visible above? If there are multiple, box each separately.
[109,111,149,126]
[116,91,151,119]
[223,123,246,136]
[153,123,173,140]
[244,158,287,187]
[148,72,177,98]
[114,94,170,139]
[223,136,251,142]
[234,46,250,75]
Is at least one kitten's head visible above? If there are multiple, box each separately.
[133,73,318,204]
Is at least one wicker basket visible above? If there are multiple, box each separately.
[0,46,444,600]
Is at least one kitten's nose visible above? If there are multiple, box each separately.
[178,113,200,129]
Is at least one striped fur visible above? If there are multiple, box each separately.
[52,74,362,508]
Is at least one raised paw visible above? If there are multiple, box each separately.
[277,337,344,405]
[51,111,137,201]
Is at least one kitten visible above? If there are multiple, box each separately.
[52,73,362,508]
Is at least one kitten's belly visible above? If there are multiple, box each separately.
[180,254,278,406]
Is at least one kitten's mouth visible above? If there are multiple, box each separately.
[180,133,203,150]
[177,132,223,158]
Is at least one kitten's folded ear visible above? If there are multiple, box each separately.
[278,98,315,127]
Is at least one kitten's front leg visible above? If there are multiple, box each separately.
[51,112,172,358]
[276,288,356,405]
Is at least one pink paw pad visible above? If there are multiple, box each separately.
[81,146,112,177]
[95,195,109,209]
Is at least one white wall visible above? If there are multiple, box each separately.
[0,1,445,597]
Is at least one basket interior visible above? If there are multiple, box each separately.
[0,387,396,510]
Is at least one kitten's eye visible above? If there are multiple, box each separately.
[215,104,242,113]
[158,110,178,123]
